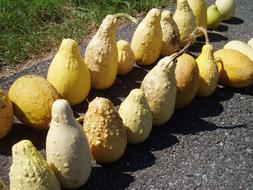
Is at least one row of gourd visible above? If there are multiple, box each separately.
[1,0,253,189]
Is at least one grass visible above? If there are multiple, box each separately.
[0,0,170,65]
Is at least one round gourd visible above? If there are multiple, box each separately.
[47,39,91,105]
[117,40,135,75]
[215,0,235,21]
[8,75,61,129]
[214,49,253,88]
[248,38,253,48]
[0,89,13,139]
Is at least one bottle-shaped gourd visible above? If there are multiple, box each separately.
[83,97,127,163]
[196,28,219,97]
[160,10,180,56]
[173,0,196,47]
[85,14,137,89]
[119,89,152,144]
[46,99,92,189]
[131,8,162,65]
[47,39,91,105]
[9,140,60,190]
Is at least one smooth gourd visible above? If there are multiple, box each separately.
[224,40,253,61]
[196,29,219,97]
[0,89,13,139]
[46,99,92,189]
[85,14,137,89]
[8,75,60,129]
[131,8,162,65]
[187,0,207,29]
[117,40,135,75]
[175,53,199,108]
[9,140,60,190]
[83,97,127,163]
[207,4,222,29]
[215,0,235,21]
[248,38,253,48]
[160,10,180,56]
[118,89,152,144]
[214,49,253,88]
[140,48,188,125]
[47,39,91,105]
[173,0,196,47]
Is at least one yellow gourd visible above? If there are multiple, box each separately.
[0,89,13,139]
[47,39,91,105]
[9,140,60,190]
[188,0,207,30]
[8,75,60,129]
[131,8,162,65]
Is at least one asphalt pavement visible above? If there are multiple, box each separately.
[0,0,252,189]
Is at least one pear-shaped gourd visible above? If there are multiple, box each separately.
[207,4,222,29]
[173,0,196,47]
[160,10,180,56]
[188,0,207,29]
[46,99,92,189]
[224,40,253,61]
[8,75,61,129]
[196,29,219,97]
[0,89,13,139]
[0,178,8,190]
[131,8,162,65]
[9,140,60,190]
[140,48,188,125]
[175,53,199,108]
[117,40,135,75]
[47,39,91,105]
[248,38,253,48]
[83,97,127,163]
[118,89,152,144]
[214,49,253,88]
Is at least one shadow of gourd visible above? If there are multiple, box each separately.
[222,17,244,25]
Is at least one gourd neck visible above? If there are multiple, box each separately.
[177,0,191,11]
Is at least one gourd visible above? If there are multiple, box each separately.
[47,39,91,105]
[85,14,137,89]
[160,10,180,56]
[175,53,199,108]
[187,0,207,29]
[196,28,219,97]
[83,97,127,163]
[118,89,152,144]
[0,178,8,190]
[214,49,253,88]
[8,75,60,129]
[0,89,13,139]
[46,99,92,189]
[9,140,60,190]
[117,40,135,75]
[248,38,253,48]
[224,40,253,61]
[207,4,222,29]
[140,44,190,126]
[131,8,162,65]
[173,0,196,47]
[215,0,235,21]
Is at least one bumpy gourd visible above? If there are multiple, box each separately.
[0,178,8,190]
[207,4,222,29]
[224,40,253,61]
[118,89,152,144]
[188,0,207,29]
[47,39,91,105]
[8,75,60,129]
[214,49,253,88]
[196,29,219,97]
[175,53,199,108]
[9,140,60,190]
[173,0,196,47]
[160,10,180,56]
[131,8,162,65]
[83,97,127,163]
[117,40,135,75]
[215,0,235,21]
[46,99,92,189]
[0,89,13,139]
[248,38,253,48]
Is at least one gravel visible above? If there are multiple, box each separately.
[0,0,253,189]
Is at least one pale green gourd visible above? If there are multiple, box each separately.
[46,99,92,189]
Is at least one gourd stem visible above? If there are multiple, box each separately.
[197,27,210,44]
[171,40,192,61]
[114,13,138,24]
[76,114,85,123]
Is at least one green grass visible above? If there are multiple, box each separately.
[0,0,170,65]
